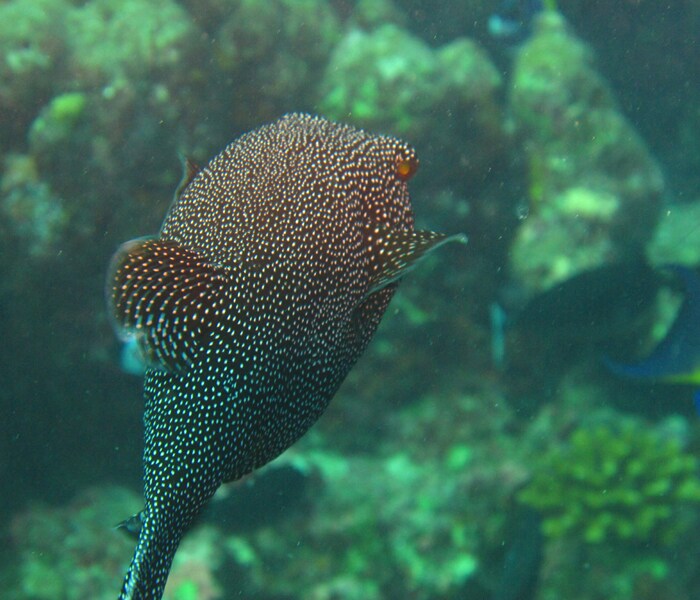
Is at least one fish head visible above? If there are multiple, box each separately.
[359,135,418,233]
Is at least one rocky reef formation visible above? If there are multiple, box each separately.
[2,2,700,599]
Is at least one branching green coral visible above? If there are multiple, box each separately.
[519,422,700,546]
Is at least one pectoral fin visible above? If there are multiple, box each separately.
[106,238,228,372]
[367,228,467,295]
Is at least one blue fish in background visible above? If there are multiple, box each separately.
[605,265,700,411]
[488,0,548,43]
[108,114,464,599]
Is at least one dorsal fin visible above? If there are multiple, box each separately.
[173,156,201,202]
[106,238,227,372]
[367,228,467,295]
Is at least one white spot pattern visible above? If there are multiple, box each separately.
[111,113,449,600]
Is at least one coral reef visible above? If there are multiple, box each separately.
[563,1,700,198]
[2,2,700,599]
[513,396,700,600]
[0,153,67,258]
[320,23,506,189]
[0,392,524,599]
[507,11,664,294]
[67,0,199,90]
[212,391,522,599]
[0,0,68,149]
[519,420,700,546]
[164,527,223,600]
[4,487,224,600]
[647,200,700,267]
[213,0,341,128]
[229,452,480,599]
[28,0,206,214]
[6,487,138,600]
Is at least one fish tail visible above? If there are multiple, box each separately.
[118,517,181,600]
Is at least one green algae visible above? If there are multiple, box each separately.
[320,24,500,141]
[519,421,700,546]
[508,11,663,294]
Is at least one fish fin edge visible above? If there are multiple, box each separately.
[106,237,228,372]
[367,228,467,295]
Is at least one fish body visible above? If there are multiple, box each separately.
[109,113,464,599]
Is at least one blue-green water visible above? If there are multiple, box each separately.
[1,1,699,599]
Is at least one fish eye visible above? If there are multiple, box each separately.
[395,154,418,181]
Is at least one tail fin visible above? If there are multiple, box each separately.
[118,516,181,600]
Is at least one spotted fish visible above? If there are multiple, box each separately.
[108,113,465,599]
